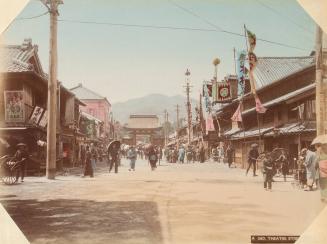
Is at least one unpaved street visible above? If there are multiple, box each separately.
[0,159,324,244]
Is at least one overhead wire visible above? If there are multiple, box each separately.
[254,0,313,34]
[9,3,311,52]
[166,0,311,51]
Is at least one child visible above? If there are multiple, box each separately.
[263,155,274,191]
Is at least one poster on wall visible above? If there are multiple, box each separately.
[4,90,25,122]
[38,110,48,128]
[28,106,44,125]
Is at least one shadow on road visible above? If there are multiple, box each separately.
[1,199,163,244]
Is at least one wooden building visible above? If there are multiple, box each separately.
[215,56,316,168]
[0,39,83,171]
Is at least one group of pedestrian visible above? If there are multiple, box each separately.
[82,143,102,178]
[165,143,206,164]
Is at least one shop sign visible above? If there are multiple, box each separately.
[4,90,25,122]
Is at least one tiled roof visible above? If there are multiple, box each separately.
[0,39,43,74]
[70,84,106,100]
[230,126,274,140]
[254,56,315,89]
[265,122,316,136]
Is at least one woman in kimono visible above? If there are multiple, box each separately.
[83,146,94,178]
[148,146,158,171]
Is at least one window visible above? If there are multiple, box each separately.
[278,110,283,121]
[263,111,274,124]
[288,105,298,121]
[304,99,316,120]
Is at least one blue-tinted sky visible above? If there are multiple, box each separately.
[2,0,315,103]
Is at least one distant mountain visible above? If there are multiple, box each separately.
[112,94,198,124]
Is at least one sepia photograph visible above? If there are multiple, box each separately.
[0,0,326,243]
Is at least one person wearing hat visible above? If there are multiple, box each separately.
[14,143,29,183]
[246,143,259,176]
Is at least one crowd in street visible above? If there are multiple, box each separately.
[2,136,327,203]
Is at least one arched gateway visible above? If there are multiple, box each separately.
[122,115,164,146]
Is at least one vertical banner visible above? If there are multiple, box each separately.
[236,50,247,96]
[231,103,242,122]
[205,113,215,134]
[39,110,48,127]
[4,90,25,122]
[28,106,44,125]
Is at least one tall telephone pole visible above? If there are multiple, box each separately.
[176,104,180,147]
[184,69,193,144]
[315,25,327,136]
[45,0,62,179]
[163,110,169,146]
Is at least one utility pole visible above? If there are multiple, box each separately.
[184,69,193,144]
[213,58,223,147]
[315,25,327,136]
[163,110,169,146]
[45,0,62,179]
[176,104,180,147]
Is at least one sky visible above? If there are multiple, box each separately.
[2,0,316,104]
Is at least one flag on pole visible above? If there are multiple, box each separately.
[212,79,217,102]
[247,29,256,52]
[231,103,242,122]
[206,113,215,133]
[255,95,267,113]
[236,50,247,96]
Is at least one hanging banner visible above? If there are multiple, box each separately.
[247,29,257,52]
[202,81,212,113]
[4,90,25,122]
[28,106,44,125]
[236,50,247,96]
[217,82,232,102]
[202,82,212,97]
[39,110,48,127]
[231,103,242,122]
[205,114,215,134]
[255,95,267,114]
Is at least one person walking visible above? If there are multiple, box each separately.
[262,153,274,191]
[108,142,120,174]
[178,146,185,163]
[148,146,158,170]
[83,146,94,178]
[246,144,259,176]
[199,144,205,163]
[301,148,318,191]
[80,144,86,167]
[316,143,327,202]
[14,143,28,183]
[127,146,137,171]
[226,145,234,168]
